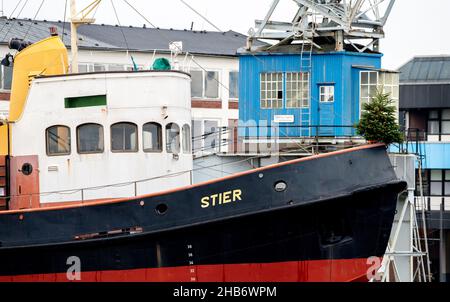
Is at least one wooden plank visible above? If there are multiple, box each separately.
[0,156,5,166]
[0,198,6,208]
[0,166,5,177]
[0,178,5,186]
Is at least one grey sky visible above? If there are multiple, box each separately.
[1,0,449,69]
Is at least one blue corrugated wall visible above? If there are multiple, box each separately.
[238,51,382,137]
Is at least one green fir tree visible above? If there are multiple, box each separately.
[356,91,404,145]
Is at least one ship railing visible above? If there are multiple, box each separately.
[191,125,364,157]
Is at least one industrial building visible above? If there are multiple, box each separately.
[398,55,450,282]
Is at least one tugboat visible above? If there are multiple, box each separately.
[0,1,405,282]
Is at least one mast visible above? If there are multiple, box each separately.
[70,0,79,73]
[69,0,101,73]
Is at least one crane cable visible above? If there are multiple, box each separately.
[121,0,230,93]
[0,0,29,42]
[0,0,23,36]
[178,0,223,33]
[23,0,45,40]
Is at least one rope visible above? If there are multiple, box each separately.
[110,0,130,51]
[120,0,230,93]
[23,0,45,40]
[0,0,23,36]
[178,0,223,33]
[0,0,28,43]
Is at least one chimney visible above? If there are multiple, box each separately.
[49,26,58,36]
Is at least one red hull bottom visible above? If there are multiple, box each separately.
[0,258,376,282]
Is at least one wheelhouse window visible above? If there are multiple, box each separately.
[182,124,191,153]
[143,122,162,153]
[286,72,309,108]
[46,125,71,156]
[166,123,180,154]
[111,122,138,152]
[77,123,104,154]
[260,73,283,109]
[319,85,335,103]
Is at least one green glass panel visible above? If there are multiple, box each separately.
[65,95,107,108]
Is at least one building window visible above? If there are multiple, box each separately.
[182,124,191,153]
[77,124,104,154]
[93,64,106,72]
[229,71,239,99]
[166,123,180,154]
[192,119,220,154]
[442,109,450,134]
[360,71,378,108]
[77,64,90,73]
[428,110,440,135]
[430,170,443,196]
[46,125,71,156]
[143,122,162,153]
[446,171,450,196]
[0,66,13,90]
[190,70,219,99]
[286,72,309,108]
[111,122,138,152]
[107,64,125,71]
[319,86,334,103]
[379,72,399,102]
[360,71,399,117]
[427,170,450,197]
[427,109,450,136]
[205,71,219,99]
[261,73,283,109]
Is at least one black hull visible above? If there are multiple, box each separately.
[0,145,406,282]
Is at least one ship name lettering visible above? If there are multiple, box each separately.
[201,189,242,209]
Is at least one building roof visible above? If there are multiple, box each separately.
[398,56,450,84]
[0,17,260,57]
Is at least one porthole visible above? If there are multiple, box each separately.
[274,181,287,192]
[21,163,33,176]
[155,204,168,215]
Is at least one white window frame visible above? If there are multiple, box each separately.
[359,70,399,118]
[229,71,239,100]
[286,72,310,108]
[359,71,379,117]
[260,72,284,109]
[192,119,221,155]
[191,69,221,100]
[319,85,335,103]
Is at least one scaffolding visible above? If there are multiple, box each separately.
[376,154,432,282]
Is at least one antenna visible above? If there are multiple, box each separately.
[248,0,396,53]
[1,0,4,17]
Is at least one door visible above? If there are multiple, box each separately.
[9,155,40,210]
[318,86,335,136]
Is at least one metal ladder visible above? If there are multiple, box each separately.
[299,28,314,138]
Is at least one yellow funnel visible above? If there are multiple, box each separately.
[0,36,68,155]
